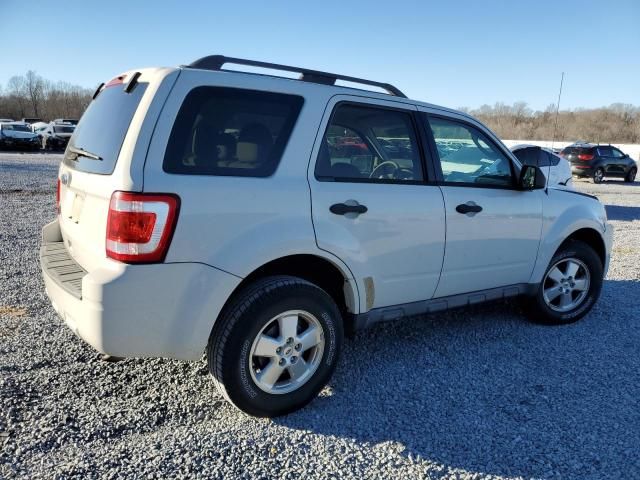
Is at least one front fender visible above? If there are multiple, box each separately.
[529,190,609,283]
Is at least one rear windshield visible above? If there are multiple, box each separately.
[54,125,75,134]
[63,83,148,174]
[561,146,593,155]
[163,87,303,177]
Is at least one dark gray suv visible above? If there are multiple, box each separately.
[562,143,637,183]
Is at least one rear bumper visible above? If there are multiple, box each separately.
[571,166,593,176]
[40,219,241,360]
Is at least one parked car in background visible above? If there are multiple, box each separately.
[0,118,15,123]
[511,144,573,188]
[53,118,79,125]
[41,56,612,417]
[0,121,41,150]
[31,122,49,134]
[561,143,637,183]
[40,122,75,151]
[22,117,43,125]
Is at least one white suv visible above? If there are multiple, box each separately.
[40,56,613,417]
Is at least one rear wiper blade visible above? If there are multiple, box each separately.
[67,146,102,161]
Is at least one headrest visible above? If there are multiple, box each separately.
[236,123,273,163]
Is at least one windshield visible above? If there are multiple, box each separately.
[2,124,31,132]
[63,83,148,174]
[54,125,75,134]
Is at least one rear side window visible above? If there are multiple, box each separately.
[63,83,148,174]
[163,87,303,177]
[512,147,539,166]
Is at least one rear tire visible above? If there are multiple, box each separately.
[207,275,343,417]
[593,167,604,184]
[625,167,637,183]
[526,240,603,325]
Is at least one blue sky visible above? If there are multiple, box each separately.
[1,0,638,110]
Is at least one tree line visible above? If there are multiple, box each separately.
[1,71,639,144]
[461,102,640,144]
[0,71,92,121]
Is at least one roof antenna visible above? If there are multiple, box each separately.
[551,72,564,150]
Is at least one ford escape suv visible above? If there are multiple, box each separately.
[41,55,613,417]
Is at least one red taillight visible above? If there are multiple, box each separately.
[104,75,126,88]
[106,191,180,263]
[578,154,594,161]
[56,178,61,214]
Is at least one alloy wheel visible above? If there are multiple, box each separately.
[542,258,591,313]
[249,310,325,394]
[593,168,604,183]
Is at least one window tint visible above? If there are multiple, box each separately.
[63,82,148,174]
[512,147,539,166]
[562,147,594,156]
[54,125,75,134]
[597,146,612,156]
[540,150,560,166]
[163,87,303,177]
[428,117,513,187]
[315,104,423,182]
[610,148,624,158]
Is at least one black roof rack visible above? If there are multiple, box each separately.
[185,55,407,98]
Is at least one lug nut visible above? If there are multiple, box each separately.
[295,343,302,351]
[290,356,297,364]
[287,337,294,344]
[276,347,282,354]
[278,358,286,366]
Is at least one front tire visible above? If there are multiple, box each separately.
[625,167,637,183]
[526,240,603,325]
[207,276,343,417]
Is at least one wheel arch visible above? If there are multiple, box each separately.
[219,253,360,326]
[558,227,606,267]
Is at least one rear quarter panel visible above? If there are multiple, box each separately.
[142,70,358,300]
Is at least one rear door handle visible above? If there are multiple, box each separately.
[330,202,368,216]
[455,202,483,215]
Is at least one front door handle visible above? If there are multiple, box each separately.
[330,202,368,215]
[455,202,483,215]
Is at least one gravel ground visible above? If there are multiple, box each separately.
[1,152,639,479]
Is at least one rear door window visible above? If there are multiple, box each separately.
[163,87,303,177]
[315,103,424,182]
[63,82,148,175]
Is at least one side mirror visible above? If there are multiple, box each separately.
[519,165,546,190]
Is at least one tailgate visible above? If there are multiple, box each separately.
[57,68,179,272]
